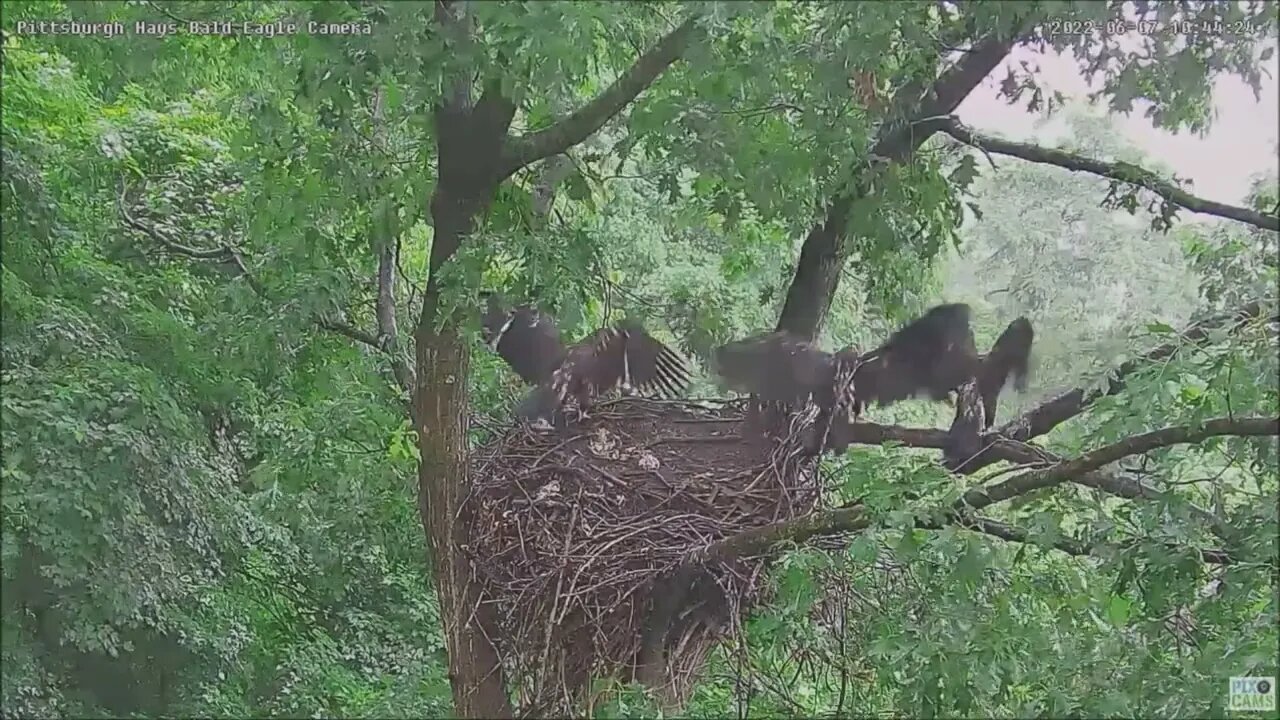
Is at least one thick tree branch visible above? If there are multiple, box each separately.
[498,15,700,178]
[938,117,1280,232]
[414,5,517,717]
[958,416,1279,512]
[831,413,1238,545]
[694,416,1275,565]
[989,302,1269,449]
[776,33,1017,339]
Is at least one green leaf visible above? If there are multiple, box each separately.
[1105,594,1133,626]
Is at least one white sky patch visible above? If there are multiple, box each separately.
[956,40,1280,205]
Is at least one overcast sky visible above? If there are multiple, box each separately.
[957,42,1280,206]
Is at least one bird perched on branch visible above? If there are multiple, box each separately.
[852,303,1035,428]
[712,303,1035,443]
[481,295,692,428]
[851,303,979,408]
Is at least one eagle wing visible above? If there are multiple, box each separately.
[853,303,980,407]
[551,322,692,407]
[712,331,834,407]
[982,317,1034,392]
[611,322,693,398]
[976,317,1034,428]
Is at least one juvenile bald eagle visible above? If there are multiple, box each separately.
[852,304,1034,428]
[713,303,1035,443]
[851,303,979,408]
[711,331,864,421]
[481,297,692,428]
[851,303,1035,428]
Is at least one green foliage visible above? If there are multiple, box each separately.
[942,106,1204,418]
[3,0,1277,717]
[2,27,449,717]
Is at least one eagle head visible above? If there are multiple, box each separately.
[479,294,514,347]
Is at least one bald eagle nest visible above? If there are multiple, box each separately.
[465,396,828,716]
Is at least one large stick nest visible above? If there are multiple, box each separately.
[465,397,825,716]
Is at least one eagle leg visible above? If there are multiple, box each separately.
[569,388,594,423]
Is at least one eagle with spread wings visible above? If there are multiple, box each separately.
[711,303,1034,435]
[481,295,692,428]
[851,303,1034,428]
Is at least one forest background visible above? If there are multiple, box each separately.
[2,1,1278,717]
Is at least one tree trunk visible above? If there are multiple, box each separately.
[412,6,520,711]
[413,181,515,718]
[774,197,852,340]
[414,315,512,718]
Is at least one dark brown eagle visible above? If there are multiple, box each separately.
[712,303,1034,434]
[481,296,692,428]
[480,296,566,385]
[852,303,1034,428]
[710,331,864,421]
[975,316,1034,427]
[851,303,979,408]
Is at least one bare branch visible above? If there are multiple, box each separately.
[373,236,415,391]
[939,116,1280,231]
[370,89,417,393]
[693,416,1274,565]
[831,412,1239,546]
[498,16,700,178]
[117,179,268,297]
[317,317,383,348]
[945,431,1237,545]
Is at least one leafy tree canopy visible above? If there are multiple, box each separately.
[2,0,1276,716]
